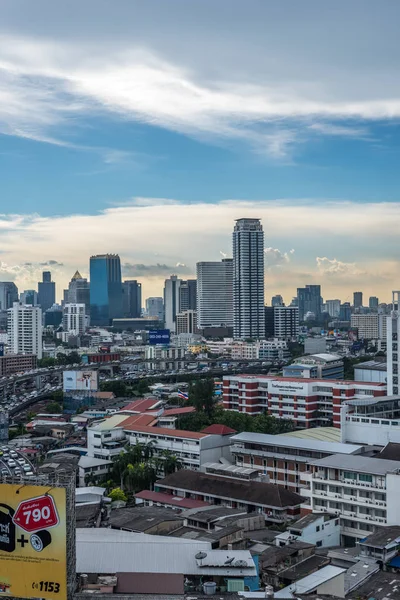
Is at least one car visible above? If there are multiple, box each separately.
[14,468,21,475]
[22,464,31,472]
[17,458,25,465]
[7,460,16,467]
[25,471,34,477]
[10,451,18,458]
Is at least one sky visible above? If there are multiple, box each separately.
[1,0,400,305]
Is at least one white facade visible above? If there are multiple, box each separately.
[196,259,233,329]
[340,403,400,445]
[387,291,400,396]
[326,299,341,318]
[282,514,341,548]
[351,313,387,340]
[63,303,86,336]
[308,453,400,542]
[145,297,164,322]
[233,218,265,339]
[145,345,186,371]
[7,302,43,358]
[163,276,182,333]
[273,306,299,340]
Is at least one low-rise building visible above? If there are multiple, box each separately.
[222,374,386,426]
[284,353,344,379]
[155,469,304,522]
[308,453,400,544]
[340,396,400,445]
[354,360,387,383]
[0,353,37,376]
[284,512,340,548]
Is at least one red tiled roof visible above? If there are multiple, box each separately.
[162,407,196,416]
[120,414,157,429]
[135,489,210,509]
[201,424,237,435]
[122,398,162,413]
[123,424,207,439]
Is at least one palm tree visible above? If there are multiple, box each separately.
[161,450,183,476]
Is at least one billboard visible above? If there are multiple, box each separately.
[63,370,98,392]
[149,329,170,345]
[0,483,67,600]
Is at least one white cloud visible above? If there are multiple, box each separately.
[316,256,365,276]
[264,247,294,268]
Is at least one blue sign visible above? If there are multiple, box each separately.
[149,329,170,345]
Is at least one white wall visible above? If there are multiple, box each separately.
[386,473,400,526]
[354,367,387,383]
[293,516,340,548]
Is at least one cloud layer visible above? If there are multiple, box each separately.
[0,198,399,303]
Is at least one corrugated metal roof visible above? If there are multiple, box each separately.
[76,529,256,576]
[232,432,361,454]
[311,453,400,474]
[274,565,346,597]
[278,427,341,443]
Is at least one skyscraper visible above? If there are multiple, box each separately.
[297,285,322,321]
[145,297,164,322]
[38,271,56,312]
[7,302,42,358]
[163,275,182,332]
[179,280,197,311]
[369,296,379,310]
[353,291,363,309]
[271,294,284,307]
[66,271,90,314]
[196,259,233,329]
[20,290,38,306]
[326,299,341,318]
[89,254,123,326]
[63,303,86,336]
[387,291,400,396]
[122,280,142,318]
[233,218,265,339]
[0,282,18,311]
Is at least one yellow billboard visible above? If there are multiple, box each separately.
[0,484,67,600]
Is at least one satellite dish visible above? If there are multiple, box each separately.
[195,552,207,560]
[224,557,235,565]
[234,560,248,567]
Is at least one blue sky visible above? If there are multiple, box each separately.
[1,0,400,302]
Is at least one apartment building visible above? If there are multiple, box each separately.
[308,454,400,545]
[230,432,362,498]
[0,353,37,376]
[222,374,386,427]
[144,345,186,371]
[350,313,387,341]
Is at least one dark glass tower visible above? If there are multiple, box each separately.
[90,254,123,326]
[122,280,142,318]
[38,271,56,312]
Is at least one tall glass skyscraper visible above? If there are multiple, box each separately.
[38,271,56,312]
[90,254,123,326]
[233,218,265,339]
[122,280,142,318]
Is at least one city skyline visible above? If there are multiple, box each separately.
[1,2,400,300]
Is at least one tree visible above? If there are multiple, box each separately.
[108,487,127,503]
[100,380,129,397]
[46,401,62,414]
[38,357,56,368]
[161,450,183,476]
[189,378,216,418]
[65,351,82,365]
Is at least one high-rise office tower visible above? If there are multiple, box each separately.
[176,310,198,335]
[163,275,182,332]
[179,280,197,311]
[196,259,233,329]
[326,299,341,318]
[122,280,142,318]
[233,218,265,339]
[38,271,56,312]
[20,290,38,306]
[89,254,123,326]
[353,291,363,309]
[297,285,322,321]
[63,303,86,336]
[145,297,164,323]
[369,296,379,310]
[387,291,400,396]
[67,271,90,314]
[7,302,43,358]
[0,282,18,311]
[271,294,284,307]
[339,302,352,321]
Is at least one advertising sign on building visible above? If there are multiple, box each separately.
[0,484,67,600]
[149,329,170,345]
[63,370,98,392]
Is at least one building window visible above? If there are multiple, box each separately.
[359,474,373,483]
[316,541,322,547]
[343,472,357,480]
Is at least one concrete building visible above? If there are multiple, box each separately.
[179,280,197,311]
[63,303,86,336]
[233,218,264,339]
[122,280,142,318]
[145,297,164,323]
[222,374,386,426]
[326,299,341,318]
[351,313,386,340]
[284,353,344,380]
[271,294,284,307]
[145,345,186,371]
[283,513,341,548]
[196,259,233,329]
[66,271,90,314]
[273,306,299,340]
[0,282,18,311]
[353,291,363,309]
[164,275,182,333]
[387,290,400,396]
[340,396,400,445]
[90,254,123,326]
[20,290,38,306]
[7,302,43,358]
[369,296,379,310]
[0,353,37,376]
[354,360,387,383]
[176,310,197,335]
[304,337,327,355]
[308,453,400,544]
[38,271,56,312]
[230,431,362,498]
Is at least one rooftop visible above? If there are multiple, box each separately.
[377,442,400,461]
[109,506,184,532]
[156,470,304,509]
[289,512,329,531]
[122,398,163,413]
[90,413,131,431]
[355,360,387,371]
[278,427,341,443]
[311,453,400,474]
[135,489,210,509]
[231,431,361,455]
[182,506,247,523]
[78,456,112,469]
[350,570,400,600]
[201,424,237,435]
[359,525,400,547]
[274,565,346,598]
[125,425,208,440]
